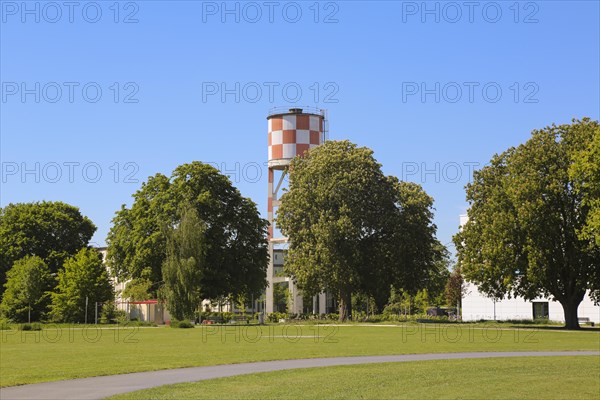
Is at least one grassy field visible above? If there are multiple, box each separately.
[108,356,600,400]
[1,323,598,387]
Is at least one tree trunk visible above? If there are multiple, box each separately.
[562,299,581,330]
[338,289,352,322]
[373,295,387,315]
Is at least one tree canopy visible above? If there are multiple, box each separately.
[571,124,600,248]
[161,205,206,320]
[454,118,600,329]
[50,248,113,323]
[277,140,443,321]
[0,201,96,292]
[0,256,53,322]
[107,162,269,301]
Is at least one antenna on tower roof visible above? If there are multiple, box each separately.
[322,109,329,142]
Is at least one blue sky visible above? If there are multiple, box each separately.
[1,1,599,257]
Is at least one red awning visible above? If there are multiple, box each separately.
[128,300,158,305]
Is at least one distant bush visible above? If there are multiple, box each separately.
[171,320,194,328]
[221,312,234,323]
[364,314,385,323]
[0,319,11,330]
[198,312,234,324]
[120,320,157,327]
[364,314,454,323]
[267,312,287,323]
[260,312,466,324]
[325,313,339,321]
[100,302,128,324]
[19,323,42,331]
[496,318,561,325]
[467,318,563,325]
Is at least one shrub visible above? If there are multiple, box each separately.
[120,320,157,327]
[267,312,287,323]
[198,312,235,324]
[364,314,385,323]
[19,323,42,331]
[498,318,560,325]
[325,313,339,321]
[100,302,128,324]
[287,313,311,320]
[221,312,234,323]
[114,310,128,323]
[171,320,194,328]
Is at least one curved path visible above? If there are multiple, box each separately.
[2,351,598,400]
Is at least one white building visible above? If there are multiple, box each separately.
[459,215,600,324]
[462,282,600,323]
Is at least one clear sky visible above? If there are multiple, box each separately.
[1,1,599,257]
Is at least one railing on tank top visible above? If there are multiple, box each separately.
[267,106,326,117]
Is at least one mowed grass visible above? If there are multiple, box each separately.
[108,356,600,400]
[1,324,598,387]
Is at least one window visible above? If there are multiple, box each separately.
[532,302,549,319]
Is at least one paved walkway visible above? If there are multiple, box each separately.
[1,351,598,400]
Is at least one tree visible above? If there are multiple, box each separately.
[161,205,206,320]
[50,248,113,323]
[273,282,289,313]
[107,174,171,291]
[122,278,153,302]
[383,287,410,316]
[454,118,600,329]
[571,129,600,304]
[0,201,96,292]
[351,293,377,316]
[0,256,53,322]
[277,140,441,321]
[427,244,452,305]
[571,125,600,248]
[389,180,442,294]
[107,162,269,301]
[359,179,444,313]
[445,266,466,309]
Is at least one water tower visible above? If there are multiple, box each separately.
[266,107,327,314]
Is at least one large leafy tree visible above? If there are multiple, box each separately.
[387,180,446,297]
[571,125,600,248]
[50,248,113,323]
[277,140,441,321]
[107,173,171,291]
[0,201,96,292]
[162,205,206,320]
[0,256,53,322]
[359,179,446,312]
[107,162,269,301]
[454,118,599,329]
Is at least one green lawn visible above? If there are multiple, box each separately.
[1,324,598,387]
[108,356,600,400]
